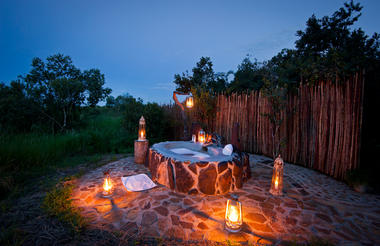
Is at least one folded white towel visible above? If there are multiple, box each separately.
[121,173,157,192]
[222,144,233,156]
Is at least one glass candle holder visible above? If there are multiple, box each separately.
[102,173,113,197]
[269,155,284,196]
[138,116,146,141]
[198,129,206,144]
[225,195,243,232]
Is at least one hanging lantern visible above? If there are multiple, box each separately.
[138,116,146,141]
[198,129,206,143]
[102,171,113,197]
[225,194,243,232]
[186,95,194,109]
[269,155,284,196]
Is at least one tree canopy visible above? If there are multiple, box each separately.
[173,1,379,96]
[0,54,111,133]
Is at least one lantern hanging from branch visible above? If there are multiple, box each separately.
[102,171,113,197]
[138,116,146,141]
[225,194,243,232]
[198,129,206,144]
[269,155,284,196]
[186,95,194,108]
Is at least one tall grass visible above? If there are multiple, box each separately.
[0,110,134,199]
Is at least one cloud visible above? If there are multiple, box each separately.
[241,29,296,61]
[150,82,175,91]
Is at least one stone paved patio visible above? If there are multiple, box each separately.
[71,155,380,245]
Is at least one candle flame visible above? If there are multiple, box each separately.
[227,205,239,223]
[103,177,112,192]
[275,177,279,189]
[199,136,205,143]
[186,97,193,108]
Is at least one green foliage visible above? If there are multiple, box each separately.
[43,179,86,232]
[0,53,111,133]
[0,224,26,246]
[228,56,266,92]
[0,81,39,132]
[0,109,131,200]
[83,69,112,107]
[113,94,178,143]
[173,57,225,124]
[290,0,378,83]
[191,86,217,129]
[173,56,230,94]
[225,2,380,91]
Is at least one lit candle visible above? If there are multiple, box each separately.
[199,135,205,143]
[103,176,113,195]
[186,96,194,108]
[138,116,146,141]
[269,155,284,196]
[228,205,239,223]
[198,129,206,144]
[225,196,243,232]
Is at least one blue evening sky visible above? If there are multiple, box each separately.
[1,0,379,104]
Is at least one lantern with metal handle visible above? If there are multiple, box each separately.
[225,194,243,232]
[138,116,146,141]
[269,155,284,196]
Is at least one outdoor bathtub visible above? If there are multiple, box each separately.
[148,141,250,195]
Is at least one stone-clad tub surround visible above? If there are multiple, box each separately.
[148,141,251,195]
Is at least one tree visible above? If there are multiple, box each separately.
[173,56,227,94]
[294,0,379,82]
[106,95,116,108]
[211,71,233,93]
[0,53,112,133]
[192,57,215,88]
[21,54,85,131]
[0,81,39,132]
[83,69,111,107]
[228,56,265,92]
[173,71,193,93]
[173,57,226,127]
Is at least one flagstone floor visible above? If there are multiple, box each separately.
[71,155,380,245]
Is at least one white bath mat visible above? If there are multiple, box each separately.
[121,173,157,192]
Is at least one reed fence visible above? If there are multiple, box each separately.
[214,72,364,179]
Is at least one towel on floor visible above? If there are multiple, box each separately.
[121,173,157,191]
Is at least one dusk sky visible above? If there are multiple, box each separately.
[1,0,379,104]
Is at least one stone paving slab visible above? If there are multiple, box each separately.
[71,155,380,245]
